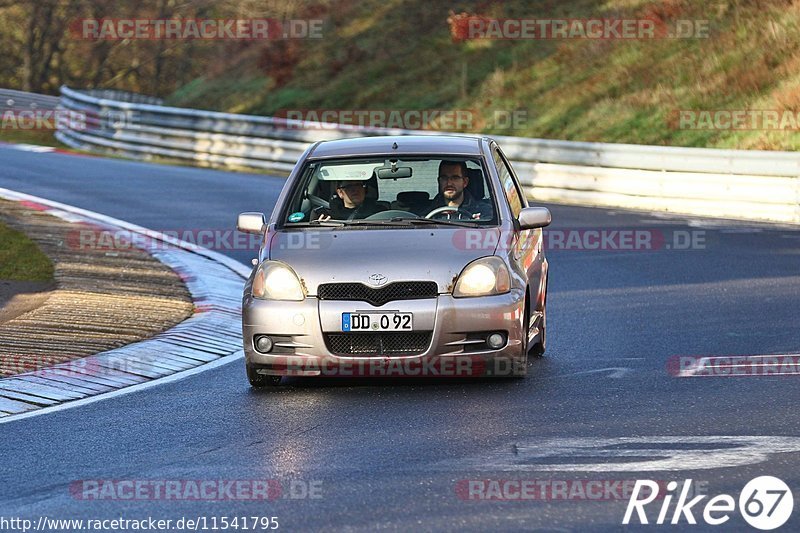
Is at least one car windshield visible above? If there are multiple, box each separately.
[282,157,497,227]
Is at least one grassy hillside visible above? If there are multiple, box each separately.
[167,0,800,150]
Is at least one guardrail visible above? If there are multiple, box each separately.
[1,89,59,112]
[75,88,164,106]
[54,85,800,224]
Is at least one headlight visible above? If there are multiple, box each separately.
[453,256,511,297]
[252,261,305,301]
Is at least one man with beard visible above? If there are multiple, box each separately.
[428,160,492,220]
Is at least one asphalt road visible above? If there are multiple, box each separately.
[1,144,799,532]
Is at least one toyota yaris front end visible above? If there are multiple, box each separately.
[237,135,551,387]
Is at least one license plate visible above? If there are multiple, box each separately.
[342,312,413,332]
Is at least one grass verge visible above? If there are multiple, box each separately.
[0,130,63,148]
[0,221,55,281]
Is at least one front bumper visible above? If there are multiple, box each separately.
[242,290,526,377]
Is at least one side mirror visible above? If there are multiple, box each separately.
[517,207,551,230]
[237,212,266,235]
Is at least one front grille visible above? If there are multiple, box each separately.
[318,282,438,307]
[325,331,432,356]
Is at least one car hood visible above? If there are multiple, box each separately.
[268,227,502,294]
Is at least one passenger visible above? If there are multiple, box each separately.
[429,160,491,219]
[317,180,387,221]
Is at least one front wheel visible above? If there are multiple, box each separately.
[509,354,528,378]
[529,302,546,357]
[247,364,281,388]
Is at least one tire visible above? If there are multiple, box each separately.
[529,302,546,357]
[510,355,528,378]
[247,364,281,388]
[508,299,530,378]
[528,294,547,357]
[527,289,546,358]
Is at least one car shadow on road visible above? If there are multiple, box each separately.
[246,356,554,392]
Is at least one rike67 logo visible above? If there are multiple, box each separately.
[623,477,793,530]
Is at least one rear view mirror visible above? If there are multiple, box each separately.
[376,166,413,179]
[237,212,266,235]
[518,207,551,230]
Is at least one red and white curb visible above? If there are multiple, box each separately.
[0,187,251,423]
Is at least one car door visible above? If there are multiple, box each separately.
[492,146,540,277]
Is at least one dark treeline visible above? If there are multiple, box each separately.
[0,0,319,96]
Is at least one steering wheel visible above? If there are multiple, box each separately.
[363,209,417,220]
[425,206,461,219]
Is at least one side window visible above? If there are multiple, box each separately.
[493,148,523,218]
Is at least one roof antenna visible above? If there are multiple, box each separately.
[392,142,398,150]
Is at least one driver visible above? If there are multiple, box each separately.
[318,180,387,221]
[428,160,491,219]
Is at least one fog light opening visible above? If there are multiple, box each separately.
[486,333,506,349]
[255,335,274,353]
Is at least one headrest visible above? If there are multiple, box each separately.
[465,168,485,199]
[396,191,430,205]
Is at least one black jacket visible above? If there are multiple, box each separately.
[327,197,387,220]
[428,191,493,219]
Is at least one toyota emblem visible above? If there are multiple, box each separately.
[368,273,387,286]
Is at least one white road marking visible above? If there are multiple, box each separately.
[547,367,632,379]
[445,436,800,472]
[2,143,55,153]
[719,228,763,234]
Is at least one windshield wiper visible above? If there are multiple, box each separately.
[398,217,480,228]
[294,220,347,227]
[341,219,416,227]
[297,219,401,227]
[292,218,480,228]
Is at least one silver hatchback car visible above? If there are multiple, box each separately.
[237,135,551,387]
